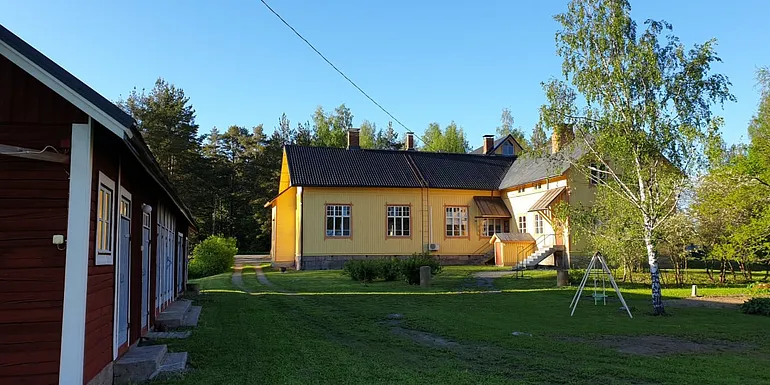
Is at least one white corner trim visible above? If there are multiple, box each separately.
[59,122,93,385]
[95,172,116,266]
[0,39,132,139]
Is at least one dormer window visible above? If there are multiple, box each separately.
[502,142,514,156]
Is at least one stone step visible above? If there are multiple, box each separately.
[146,330,192,339]
[151,352,188,380]
[181,306,202,327]
[113,344,167,385]
[156,300,193,329]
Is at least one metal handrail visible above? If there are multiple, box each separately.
[514,233,557,269]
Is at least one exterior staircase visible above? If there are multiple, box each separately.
[512,245,564,271]
[113,345,187,384]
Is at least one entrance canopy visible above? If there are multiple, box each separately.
[528,186,566,212]
[473,196,511,218]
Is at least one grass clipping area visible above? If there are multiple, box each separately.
[156,267,770,385]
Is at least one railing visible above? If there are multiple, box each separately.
[514,233,557,270]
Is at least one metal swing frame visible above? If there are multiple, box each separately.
[569,252,633,318]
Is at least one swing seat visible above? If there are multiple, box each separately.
[592,293,608,305]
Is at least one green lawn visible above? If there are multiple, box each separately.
[156,267,770,385]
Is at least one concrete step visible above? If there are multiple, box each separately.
[151,352,188,380]
[113,345,167,385]
[181,306,202,327]
[146,330,192,339]
[156,300,193,330]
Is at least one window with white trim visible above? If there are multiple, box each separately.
[445,206,468,237]
[387,205,410,237]
[534,183,543,190]
[502,142,514,156]
[518,187,525,194]
[589,162,608,185]
[325,205,351,237]
[518,216,527,233]
[534,214,543,234]
[482,218,510,236]
[96,173,115,264]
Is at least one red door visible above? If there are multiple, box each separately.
[495,242,503,266]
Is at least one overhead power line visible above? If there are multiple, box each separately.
[258,0,432,149]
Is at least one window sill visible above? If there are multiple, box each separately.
[95,253,113,266]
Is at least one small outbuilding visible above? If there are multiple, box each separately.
[489,233,536,267]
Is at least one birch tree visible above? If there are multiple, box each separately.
[542,0,734,314]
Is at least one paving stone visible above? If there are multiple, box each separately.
[113,345,167,385]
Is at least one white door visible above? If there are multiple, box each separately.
[116,192,131,350]
[141,210,151,330]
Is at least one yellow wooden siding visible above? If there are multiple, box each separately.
[565,167,597,256]
[502,177,567,244]
[274,186,296,262]
[295,187,302,257]
[278,150,290,192]
[490,137,523,156]
[497,241,535,266]
[301,187,500,256]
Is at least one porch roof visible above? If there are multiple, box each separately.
[473,196,511,218]
[528,186,567,212]
[489,232,536,244]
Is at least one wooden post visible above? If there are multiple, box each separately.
[419,266,431,287]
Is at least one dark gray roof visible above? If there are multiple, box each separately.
[0,24,135,129]
[0,24,196,226]
[497,145,584,189]
[284,145,514,190]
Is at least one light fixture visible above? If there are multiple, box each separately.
[142,204,153,214]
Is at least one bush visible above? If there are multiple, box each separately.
[343,258,403,283]
[748,282,770,295]
[188,235,238,279]
[568,269,586,285]
[740,298,770,316]
[401,252,442,285]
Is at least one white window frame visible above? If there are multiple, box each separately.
[482,218,509,237]
[502,142,514,156]
[518,216,527,234]
[534,183,543,190]
[534,214,543,234]
[445,206,469,237]
[95,172,116,266]
[518,187,525,194]
[325,204,351,237]
[589,162,608,186]
[387,205,411,237]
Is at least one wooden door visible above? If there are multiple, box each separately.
[116,195,131,351]
[141,211,151,332]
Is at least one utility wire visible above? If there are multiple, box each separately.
[258,0,435,150]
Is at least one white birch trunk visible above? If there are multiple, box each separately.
[643,223,666,315]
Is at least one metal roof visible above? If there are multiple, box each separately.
[498,145,584,189]
[473,196,512,218]
[490,232,536,243]
[528,186,567,211]
[285,145,514,190]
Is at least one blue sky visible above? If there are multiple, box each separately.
[3,0,768,146]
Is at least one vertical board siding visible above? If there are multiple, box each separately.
[301,187,498,256]
[274,186,296,262]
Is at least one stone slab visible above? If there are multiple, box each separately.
[146,331,192,339]
[113,345,167,385]
[181,306,202,327]
[156,300,192,329]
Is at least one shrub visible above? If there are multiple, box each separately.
[378,258,402,282]
[188,235,238,279]
[401,252,442,285]
[343,259,380,283]
[568,269,586,285]
[740,298,770,316]
[748,282,770,295]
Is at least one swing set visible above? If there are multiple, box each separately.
[569,252,633,318]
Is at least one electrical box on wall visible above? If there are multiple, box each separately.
[52,235,65,245]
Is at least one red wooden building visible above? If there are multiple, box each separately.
[0,25,195,384]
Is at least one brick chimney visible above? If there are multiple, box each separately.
[405,132,415,151]
[551,123,575,153]
[482,135,495,155]
[347,128,360,150]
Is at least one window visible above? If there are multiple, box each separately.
[534,214,543,234]
[482,218,510,236]
[96,172,115,265]
[502,142,514,156]
[518,187,525,194]
[445,206,468,237]
[325,205,351,237]
[387,205,411,237]
[534,183,543,190]
[120,198,130,218]
[589,162,608,186]
[518,216,527,233]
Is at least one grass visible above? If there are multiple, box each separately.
[155,267,770,385]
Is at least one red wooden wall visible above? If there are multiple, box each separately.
[0,54,87,384]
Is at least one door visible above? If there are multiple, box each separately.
[141,210,151,332]
[495,242,503,266]
[116,195,131,350]
[176,232,184,295]
[271,206,277,260]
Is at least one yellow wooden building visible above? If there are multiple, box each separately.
[266,128,594,270]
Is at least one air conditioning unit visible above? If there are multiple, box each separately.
[428,243,440,251]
